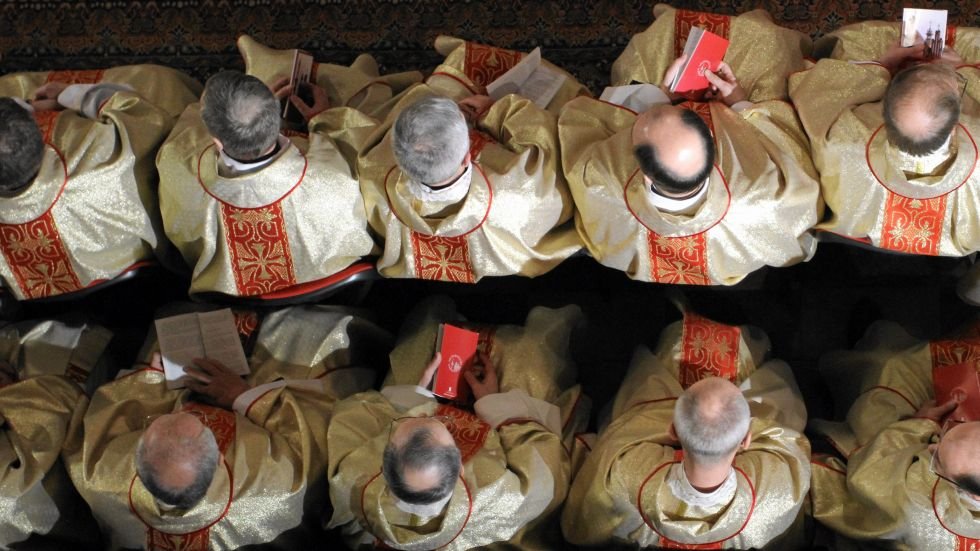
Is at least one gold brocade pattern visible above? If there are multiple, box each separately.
[648,231,710,284]
[0,212,82,299]
[881,193,947,255]
[220,202,298,295]
[679,313,741,388]
[435,404,491,463]
[45,69,105,84]
[410,233,475,283]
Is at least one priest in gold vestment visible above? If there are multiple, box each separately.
[0,69,195,300]
[562,310,810,549]
[66,305,392,550]
[789,31,980,256]
[157,70,379,297]
[327,296,590,550]
[0,318,111,548]
[560,43,820,285]
[349,88,581,282]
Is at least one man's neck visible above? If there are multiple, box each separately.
[682,457,732,493]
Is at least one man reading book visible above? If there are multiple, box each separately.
[326,296,590,550]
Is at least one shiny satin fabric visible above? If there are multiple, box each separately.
[559,96,821,285]
[237,34,423,120]
[789,55,980,256]
[327,296,588,550]
[812,418,980,549]
[64,306,390,550]
[0,64,202,119]
[610,4,811,101]
[562,316,810,549]
[424,35,592,115]
[0,375,91,548]
[156,103,378,296]
[0,318,112,387]
[0,90,175,300]
[352,85,582,282]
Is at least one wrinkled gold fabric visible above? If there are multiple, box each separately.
[559,96,820,285]
[0,90,175,300]
[811,320,942,458]
[0,318,112,384]
[328,296,586,550]
[818,21,980,64]
[610,4,811,101]
[789,58,980,255]
[0,375,89,548]
[65,306,388,550]
[237,34,423,120]
[0,64,202,119]
[812,418,980,549]
[424,35,592,115]
[157,103,378,296]
[562,320,810,549]
[353,85,581,281]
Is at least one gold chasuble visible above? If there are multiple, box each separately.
[0,84,187,300]
[157,101,379,297]
[816,21,980,65]
[423,35,591,115]
[328,296,590,550]
[789,54,980,256]
[610,4,811,101]
[559,96,820,285]
[65,306,391,550]
[562,311,811,549]
[353,86,581,282]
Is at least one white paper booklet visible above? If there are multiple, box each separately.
[282,49,315,119]
[155,309,250,390]
[486,47,567,109]
[599,84,665,113]
[901,8,947,52]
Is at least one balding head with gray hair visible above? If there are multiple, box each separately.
[673,377,751,467]
[392,96,470,185]
[201,71,281,161]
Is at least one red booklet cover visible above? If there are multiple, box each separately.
[433,324,479,403]
[669,27,730,94]
[933,362,980,423]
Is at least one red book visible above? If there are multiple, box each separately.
[669,27,730,94]
[933,362,980,423]
[433,324,479,403]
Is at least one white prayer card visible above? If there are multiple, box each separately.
[155,308,250,390]
[901,8,947,52]
[599,84,666,113]
[486,47,567,109]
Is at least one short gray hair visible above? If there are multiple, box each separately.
[382,424,461,505]
[135,426,220,509]
[674,378,751,466]
[392,96,469,185]
[201,71,281,161]
[0,98,44,193]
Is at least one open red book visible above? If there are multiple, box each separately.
[433,324,479,403]
[933,361,980,423]
[669,27,730,94]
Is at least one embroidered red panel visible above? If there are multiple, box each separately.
[647,231,710,285]
[45,69,105,85]
[33,111,60,143]
[659,538,723,550]
[145,529,210,551]
[678,101,715,134]
[463,42,523,88]
[410,232,475,283]
[880,193,946,255]
[219,202,297,296]
[946,26,958,48]
[468,128,495,159]
[0,212,82,299]
[435,404,492,464]
[673,9,731,58]
[957,536,980,551]
[181,402,236,455]
[679,312,741,388]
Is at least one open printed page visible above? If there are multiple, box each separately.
[486,47,567,109]
[901,8,947,51]
[600,84,665,113]
[155,309,249,390]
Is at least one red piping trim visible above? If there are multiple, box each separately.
[865,123,977,200]
[360,471,473,549]
[195,143,309,209]
[383,163,493,237]
[128,459,234,535]
[624,165,731,238]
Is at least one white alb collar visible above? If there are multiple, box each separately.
[897,132,956,175]
[218,135,289,175]
[393,493,453,518]
[407,164,472,204]
[646,176,710,214]
[667,462,737,508]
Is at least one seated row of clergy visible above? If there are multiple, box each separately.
[2,6,980,301]
[0,297,815,549]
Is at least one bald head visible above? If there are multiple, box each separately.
[383,417,461,506]
[883,63,961,156]
[936,421,980,496]
[136,413,220,509]
[632,104,714,196]
[674,377,751,467]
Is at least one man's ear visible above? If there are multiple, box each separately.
[741,430,752,450]
[211,137,224,152]
[668,422,678,442]
[462,151,472,167]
